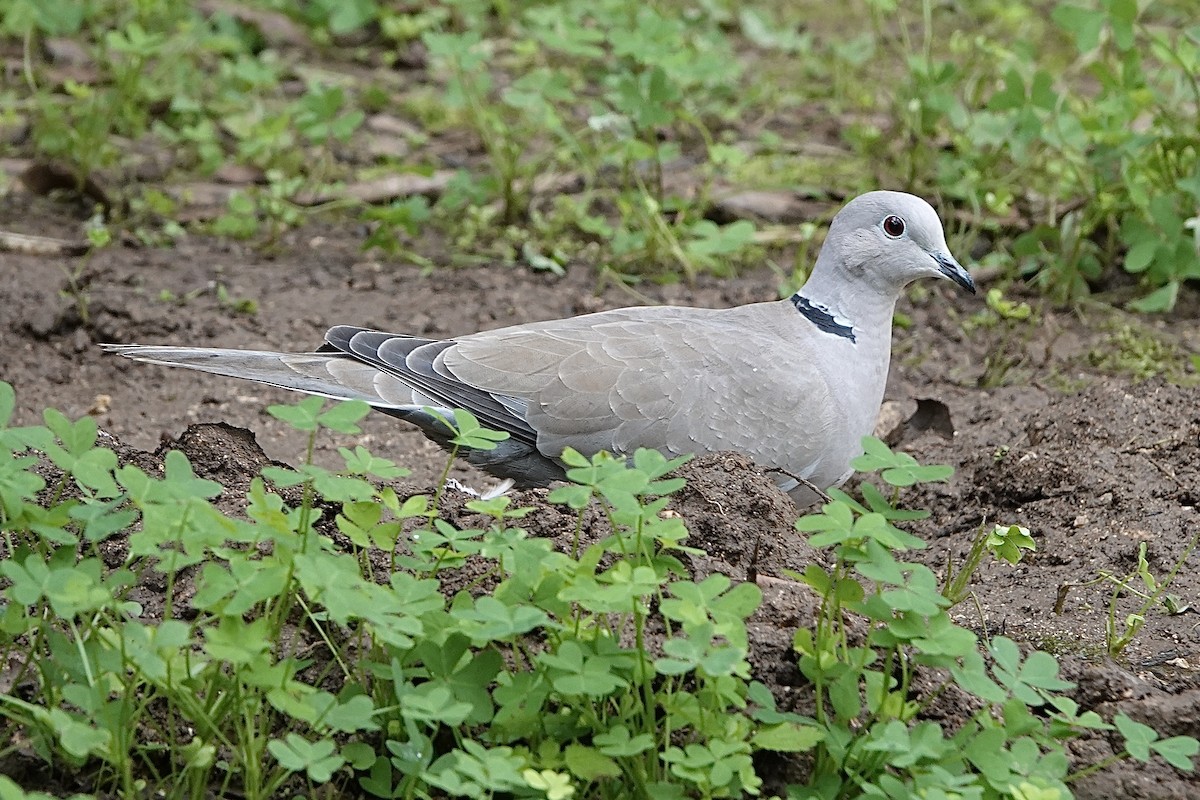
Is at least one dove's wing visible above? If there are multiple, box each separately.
[443,301,843,483]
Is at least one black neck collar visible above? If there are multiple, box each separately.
[791,295,855,342]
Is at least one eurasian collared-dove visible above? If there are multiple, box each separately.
[103,191,974,505]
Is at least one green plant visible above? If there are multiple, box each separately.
[417,0,757,275]
[2,386,1196,798]
[780,436,1197,797]
[420,29,544,226]
[6,0,1200,296]
[211,175,310,243]
[943,523,1036,606]
[54,215,112,329]
[1056,536,1200,658]
[963,288,1042,388]
[1086,323,1194,381]
[0,385,765,798]
[6,0,218,185]
[363,196,433,258]
[870,0,1199,308]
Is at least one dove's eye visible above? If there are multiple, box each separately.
[882,215,906,238]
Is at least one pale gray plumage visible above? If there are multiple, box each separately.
[102,191,974,505]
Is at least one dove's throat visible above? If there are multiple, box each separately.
[791,275,900,438]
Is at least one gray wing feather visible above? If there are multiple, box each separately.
[377,337,538,444]
[322,327,539,444]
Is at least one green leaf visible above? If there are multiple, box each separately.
[988,524,1036,564]
[427,407,510,450]
[203,616,271,664]
[261,465,308,488]
[878,565,947,616]
[267,396,325,431]
[450,596,550,643]
[401,684,474,726]
[564,744,621,780]
[44,408,98,460]
[851,435,898,472]
[594,725,654,757]
[70,499,137,542]
[317,0,378,35]
[27,0,86,34]
[951,652,1007,703]
[267,733,345,782]
[48,709,111,758]
[886,461,954,487]
[523,768,574,800]
[909,612,978,659]
[539,641,629,697]
[687,219,756,258]
[1052,4,1104,53]
[989,636,1074,705]
[424,741,527,795]
[1114,713,1156,761]
[70,447,121,498]
[796,501,856,546]
[795,563,832,594]
[752,722,824,752]
[632,447,691,482]
[1126,281,1179,313]
[317,400,371,433]
[1123,238,1157,273]
[1151,736,1200,772]
[739,8,809,52]
[548,483,592,509]
[851,437,953,486]
[1106,0,1138,50]
[341,742,377,770]
[315,693,379,734]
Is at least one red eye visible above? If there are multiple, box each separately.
[883,215,906,238]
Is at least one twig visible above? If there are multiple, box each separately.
[0,230,90,256]
[771,468,831,504]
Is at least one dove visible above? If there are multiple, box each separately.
[103,191,974,505]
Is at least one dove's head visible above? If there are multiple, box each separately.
[819,191,975,295]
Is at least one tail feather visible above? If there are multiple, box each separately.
[99,344,412,408]
[102,339,542,449]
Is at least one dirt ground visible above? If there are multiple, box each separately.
[3,187,1200,798]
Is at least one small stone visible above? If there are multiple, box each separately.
[88,394,111,416]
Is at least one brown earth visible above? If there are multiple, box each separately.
[3,187,1200,798]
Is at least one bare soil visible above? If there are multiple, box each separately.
[3,187,1200,798]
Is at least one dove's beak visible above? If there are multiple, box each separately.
[933,252,976,294]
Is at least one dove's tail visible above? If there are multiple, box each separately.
[99,344,413,409]
[101,342,563,486]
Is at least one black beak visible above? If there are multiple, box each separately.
[933,252,976,294]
